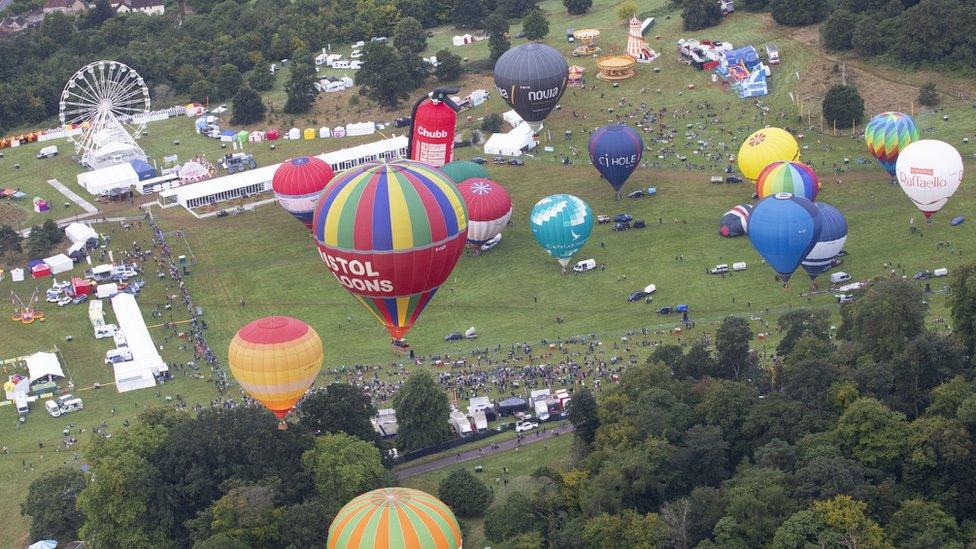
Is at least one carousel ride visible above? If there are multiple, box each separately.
[10,288,44,324]
[596,51,637,81]
[572,29,602,57]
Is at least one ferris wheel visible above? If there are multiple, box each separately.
[59,60,151,167]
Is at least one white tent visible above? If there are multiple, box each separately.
[452,35,464,46]
[333,126,346,137]
[484,123,536,157]
[502,110,524,128]
[77,163,140,195]
[113,361,156,393]
[10,268,24,282]
[111,293,168,390]
[43,254,74,275]
[248,130,265,143]
[346,122,374,136]
[287,128,301,140]
[64,222,98,245]
[25,352,64,384]
[319,126,331,138]
[178,161,209,183]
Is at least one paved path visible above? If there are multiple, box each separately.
[396,423,574,479]
[48,179,99,214]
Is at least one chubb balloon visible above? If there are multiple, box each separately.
[529,194,592,267]
[801,203,848,280]
[493,43,569,134]
[272,156,335,230]
[312,160,468,340]
[756,161,820,201]
[456,178,513,246]
[737,128,800,182]
[588,124,644,197]
[748,193,822,283]
[865,112,919,178]
[895,139,963,218]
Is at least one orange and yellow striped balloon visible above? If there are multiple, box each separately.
[328,488,462,549]
[228,316,323,425]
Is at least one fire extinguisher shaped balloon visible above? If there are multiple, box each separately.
[407,87,462,168]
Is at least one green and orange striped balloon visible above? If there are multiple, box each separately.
[328,487,462,549]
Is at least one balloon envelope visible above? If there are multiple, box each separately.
[457,178,513,246]
[529,194,593,267]
[801,203,848,280]
[312,160,468,339]
[588,124,644,193]
[719,204,753,237]
[441,160,489,184]
[228,316,323,420]
[865,112,919,178]
[748,193,822,283]
[737,128,800,182]
[493,44,569,132]
[756,161,820,201]
[895,139,963,218]
[328,488,462,549]
[272,156,335,230]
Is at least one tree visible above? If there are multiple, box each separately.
[674,341,719,380]
[616,0,637,21]
[248,62,275,92]
[25,227,53,258]
[822,84,864,129]
[563,0,591,15]
[201,483,280,547]
[522,9,549,40]
[297,384,378,443]
[0,225,23,258]
[776,309,831,357]
[437,468,494,517]
[302,433,384,510]
[754,439,797,471]
[230,87,266,125]
[88,0,114,26]
[716,316,754,379]
[582,510,667,548]
[393,16,426,55]
[898,332,966,417]
[189,79,217,104]
[392,370,452,451]
[568,387,599,444]
[480,112,503,133]
[355,42,414,110]
[792,455,867,504]
[917,83,939,106]
[452,0,485,29]
[948,263,976,357]
[276,499,335,549]
[820,9,856,51]
[721,465,797,547]
[215,63,243,100]
[434,49,463,81]
[21,468,87,542]
[283,54,318,114]
[839,278,926,361]
[888,499,961,548]
[694,380,756,461]
[41,12,74,41]
[740,0,768,10]
[485,13,510,64]
[682,0,723,31]
[484,491,539,543]
[833,397,909,474]
[769,0,827,26]
[671,424,729,488]
[851,14,889,56]
[928,376,975,418]
[773,496,888,549]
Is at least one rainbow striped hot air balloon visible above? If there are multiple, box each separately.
[228,316,323,428]
[328,488,462,549]
[272,156,335,230]
[865,112,920,178]
[756,161,820,201]
[312,160,468,341]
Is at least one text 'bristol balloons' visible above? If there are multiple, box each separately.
[272,156,335,230]
[457,178,513,246]
[529,194,593,267]
[895,139,964,218]
[801,203,848,280]
[865,112,920,178]
[748,193,822,283]
[313,160,468,340]
[228,316,323,428]
[588,124,644,195]
[737,127,800,182]
[328,488,462,549]
[719,204,753,238]
[756,161,820,201]
[493,44,569,133]
[441,160,489,184]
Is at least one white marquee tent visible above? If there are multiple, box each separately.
[77,163,140,195]
[25,351,64,384]
[483,123,536,157]
[111,293,168,392]
[64,222,98,245]
[43,254,74,275]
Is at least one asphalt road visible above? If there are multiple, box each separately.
[396,422,575,479]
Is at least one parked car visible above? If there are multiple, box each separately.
[394,116,412,128]
[725,176,744,184]
[628,290,648,302]
[211,104,228,114]
[628,189,644,198]
[515,31,526,38]
[836,294,854,303]
[71,294,88,305]
[445,331,463,341]
[508,158,524,166]
[515,420,539,433]
[613,213,632,223]
[632,220,646,229]
[481,233,502,251]
[597,214,611,224]
[710,264,729,274]
[657,306,672,315]
[426,31,434,37]
[217,210,229,217]
[612,222,630,231]
[57,296,72,307]
[471,157,487,164]
[493,157,506,165]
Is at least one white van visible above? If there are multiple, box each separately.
[643,284,657,294]
[37,145,58,159]
[95,324,118,339]
[15,394,29,415]
[105,347,133,365]
[711,264,729,274]
[45,399,63,417]
[481,233,502,251]
[933,268,948,277]
[830,272,852,284]
[61,398,84,413]
[732,262,747,272]
[96,283,119,299]
[573,259,597,273]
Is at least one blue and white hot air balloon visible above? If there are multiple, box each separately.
[529,194,593,267]
[801,203,847,280]
[748,193,822,283]
[588,124,644,197]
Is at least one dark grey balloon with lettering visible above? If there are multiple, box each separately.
[493,44,569,127]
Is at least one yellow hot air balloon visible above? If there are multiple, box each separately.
[737,127,800,182]
[228,316,323,428]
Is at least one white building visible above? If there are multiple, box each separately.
[110,293,168,392]
[77,162,140,195]
[484,123,536,157]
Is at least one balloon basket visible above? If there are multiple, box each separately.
[277,419,288,430]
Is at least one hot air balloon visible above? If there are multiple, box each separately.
[748,193,822,283]
[328,488,462,549]
[441,160,489,184]
[227,316,323,428]
[457,178,512,247]
[719,204,753,237]
[588,124,644,198]
[756,161,820,201]
[895,140,964,218]
[737,128,800,182]
[272,157,335,230]
[493,44,569,135]
[312,160,468,341]
[801,203,848,280]
[865,112,919,178]
[529,194,593,268]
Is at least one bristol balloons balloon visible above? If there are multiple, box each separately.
[272,156,335,230]
[895,139,964,218]
[529,194,592,267]
[801,203,848,280]
[457,178,512,246]
[493,43,569,134]
[865,112,919,178]
[756,161,820,201]
[312,160,468,340]
[588,124,644,196]
[737,128,800,182]
[748,193,822,283]
[228,316,323,429]
[441,160,489,184]
[719,204,753,238]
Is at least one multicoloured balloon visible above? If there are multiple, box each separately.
[493,44,569,134]
[227,316,323,428]
[529,194,593,267]
[748,193,822,283]
[756,161,820,201]
[737,128,800,182]
[895,140,964,218]
[865,112,920,178]
[588,124,644,196]
[312,160,468,340]
[328,488,462,549]
[272,156,335,230]
[441,160,489,184]
[457,178,512,246]
[801,203,848,280]
[719,204,753,238]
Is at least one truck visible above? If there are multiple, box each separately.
[220,153,257,174]
[37,145,58,159]
[765,44,780,64]
[105,347,133,365]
